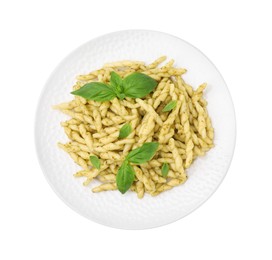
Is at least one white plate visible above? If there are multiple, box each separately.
[35,30,236,229]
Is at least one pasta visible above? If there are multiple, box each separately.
[54,56,214,198]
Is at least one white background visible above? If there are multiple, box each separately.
[0,0,271,259]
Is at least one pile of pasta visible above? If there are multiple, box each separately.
[54,56,214,198]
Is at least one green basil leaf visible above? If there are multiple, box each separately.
[116,161,135,194]
[89,156,100,169]
[71,82,116,101]
[126,142,159,164]
[116,93,126,100]
[122,72,158,98]
[161,163,169,177]
[110,71,123,93]
[119,123,132,139]
[162,100,177,112]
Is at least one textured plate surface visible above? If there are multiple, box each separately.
[35,30,236,229]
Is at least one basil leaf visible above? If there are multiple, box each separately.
[162,100,177,112]
[126,142,159,164]
[89,156,100,169]
[116,93,126,100]
[110,71,123,93]
[161,163,169,177]
[71,82,116,101]
[122,73,158,98]
[116,161,135,194]
[119,123,132,139]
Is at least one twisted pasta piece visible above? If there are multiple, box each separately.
[179,95,194,168]
[92,183,117,192]
[168,138,185,174]
[136,181,145,199]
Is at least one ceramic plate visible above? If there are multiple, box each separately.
[35,30,236,229]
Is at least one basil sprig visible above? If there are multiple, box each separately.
[116,161,135,194]
[71,82,116,102]
[126,142,159,164]
[162,100,177,112]
[119,123,132,139]
[122,73,157,98]
[161,162,169,177]
[116,142,159,194]
[71,72,157,101]
[89,155,101,169]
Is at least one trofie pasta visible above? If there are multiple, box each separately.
[54,56,214,198]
